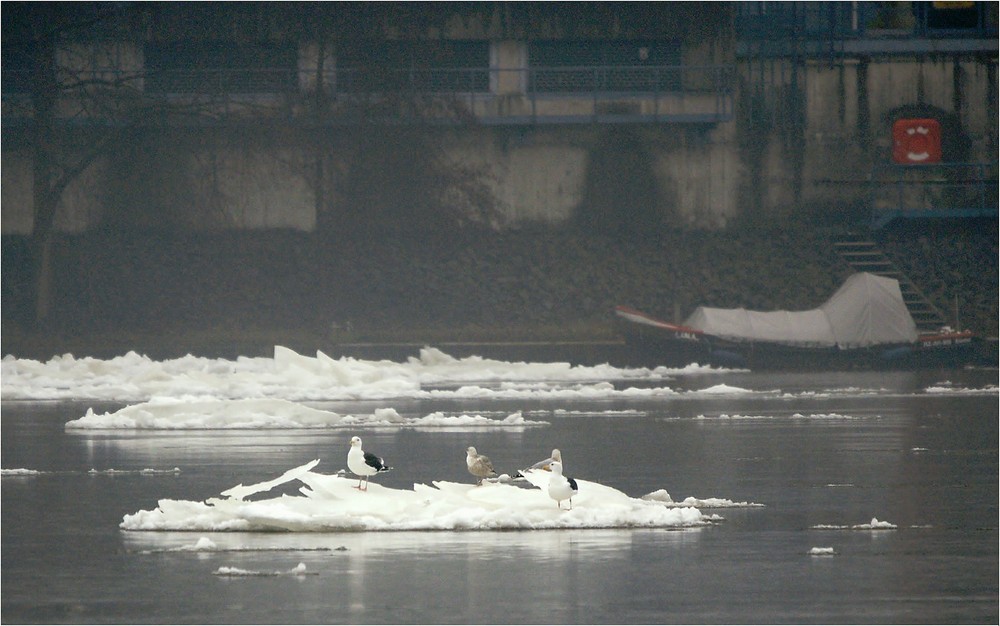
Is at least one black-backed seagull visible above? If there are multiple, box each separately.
[547,461,578,510]
[466,446,497,486]
[347,436,391,491]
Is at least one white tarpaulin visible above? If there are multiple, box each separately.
[683,273,919,348]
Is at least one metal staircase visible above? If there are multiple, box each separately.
[832,235,948,333]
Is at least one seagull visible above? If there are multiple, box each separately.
[527,448,563,472]
[466,446,497,486]
[347,436,391,491]
[547,461,578,510]
[511,448,562,479]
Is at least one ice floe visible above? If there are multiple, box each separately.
[121,460,719,532]
[811,517,898,530]
[2,346,692,402]
[213,563,314,577]
[64,398,545,430]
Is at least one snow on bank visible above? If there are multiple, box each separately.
[121,460,712,532]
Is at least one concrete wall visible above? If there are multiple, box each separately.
[205,148,315,231]
[480,134,587,226]
[747,55,996,220]
[2,53,994,235]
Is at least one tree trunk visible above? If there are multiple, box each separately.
[32,233,55,328]
[30,37,59,329]
[313,40,332,234]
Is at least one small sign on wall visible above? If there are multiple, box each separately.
[892,118,942,164]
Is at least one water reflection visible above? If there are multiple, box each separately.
[121,526,702,559]
[121,527,703,623]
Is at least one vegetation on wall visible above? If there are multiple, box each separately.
[101,129,223,231]
[575,128,664,238]
[329,122,500,233]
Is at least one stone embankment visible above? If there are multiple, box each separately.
[1,221,996,359]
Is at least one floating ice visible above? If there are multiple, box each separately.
[924,383,998,395]
[121,460,712,532]
[2,346,689,402]
[640,489,764,508]
[690,412,864,421]
[809,547,836,556]
[1,468,42,476]
[856,517,898,530]
[187,537,218,551]
[64,398,545,430]
[213,563,313,577]
[88,468,182,475]
[6,346,992,406]
[2,467,181,476]
[696,383,754,394]
[811,517,898,530]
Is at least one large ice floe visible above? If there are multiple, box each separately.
[3,345,698,403]
[5,346,994,407]
[121,460,709,532]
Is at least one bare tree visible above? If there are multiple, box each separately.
[295,4,500,235]
[4,4,156,327]
[6,2,503,329]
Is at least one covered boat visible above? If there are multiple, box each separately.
[615,272,981,369]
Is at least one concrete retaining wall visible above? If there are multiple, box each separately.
[1,56,994,234]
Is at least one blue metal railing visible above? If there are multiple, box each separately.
[2,64,735,125]
[737,1,998,41]
[870,162,998,229]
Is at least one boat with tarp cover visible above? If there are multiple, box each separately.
[615,272,983,369]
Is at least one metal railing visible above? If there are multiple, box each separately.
[2,64,735,125]
[145,68,298,94]
[870,162,998,228]
[737,1,998,41]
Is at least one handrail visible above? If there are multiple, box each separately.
[3,64,733,95]
[2,64,736,125]
[870,162,998,228]
[737,2,997,42]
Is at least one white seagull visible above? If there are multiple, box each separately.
[547,461,579,510]
[466,446,497,486]
[347,436,391,491]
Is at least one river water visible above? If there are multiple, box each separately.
[2,361,997,624]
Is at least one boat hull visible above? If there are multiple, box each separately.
[614,306,986,370]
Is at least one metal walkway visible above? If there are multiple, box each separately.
[832,235,947,333]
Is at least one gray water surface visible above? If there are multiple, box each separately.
[2,368,997,624]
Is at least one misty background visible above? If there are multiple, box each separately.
[2,2,996,359]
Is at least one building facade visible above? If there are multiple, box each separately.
[2,2,997,234]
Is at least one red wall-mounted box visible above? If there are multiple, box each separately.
[892,118,942,164]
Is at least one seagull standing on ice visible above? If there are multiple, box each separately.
[466,446,497,486]
[347,436,391,491]
[547,461,578,510]
[527,448,563,472]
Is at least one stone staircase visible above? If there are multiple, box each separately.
[832,235,948,333]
